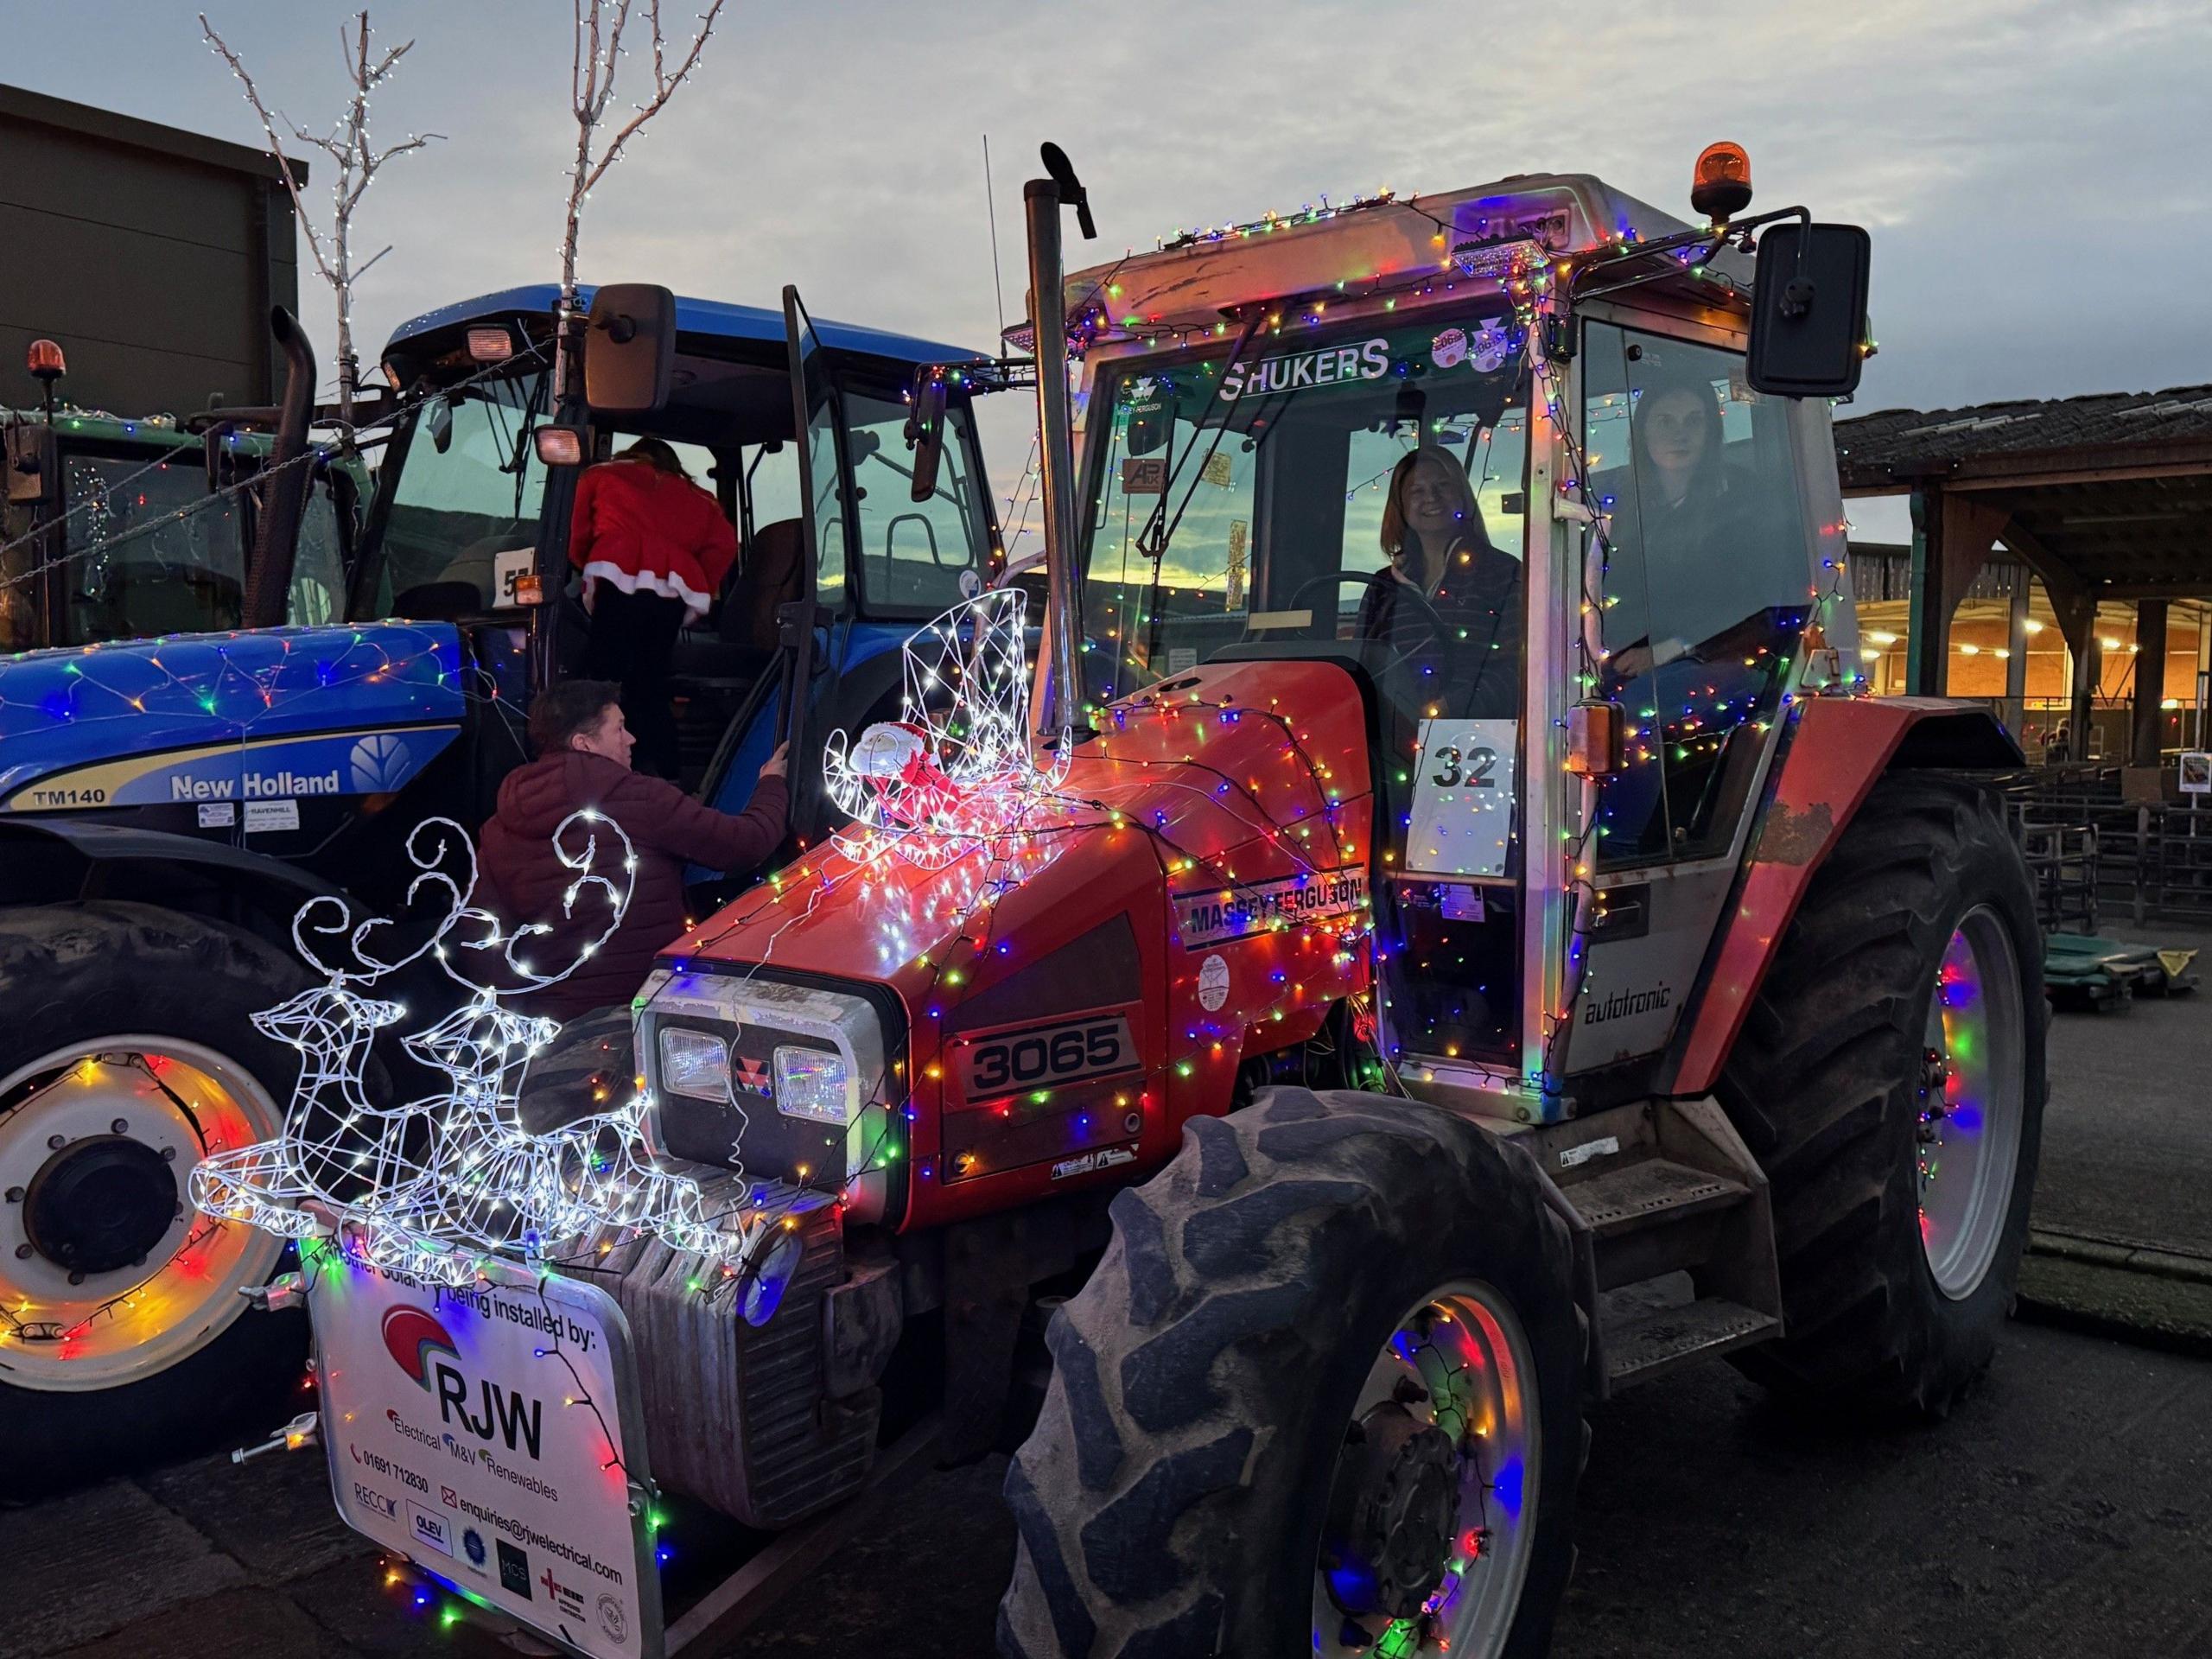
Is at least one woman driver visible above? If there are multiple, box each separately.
[1357,446,1521,714]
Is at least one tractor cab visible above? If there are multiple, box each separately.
[2,342,357,653]
[1060,173,1862,1116]
[358,286,1003,825]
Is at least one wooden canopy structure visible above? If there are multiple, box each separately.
[1835,385,2212,772]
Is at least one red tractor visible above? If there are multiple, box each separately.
[613,146,2042,1656]
[300,143,2044,1659]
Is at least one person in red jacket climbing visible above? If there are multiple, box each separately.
[570,437,738,778]
[478,678,788,1028]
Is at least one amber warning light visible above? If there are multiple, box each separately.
[26,339,66,384]
[1691,143,1754,226]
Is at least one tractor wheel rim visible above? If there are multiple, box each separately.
[1313,1279,1541,1659]
[0,1038,284,1391]
[1917,906,2027,1300]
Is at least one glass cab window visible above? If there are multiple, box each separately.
[1581,322,1813,868]
[1078,314,1532,1068]
[61,451,246,642]
[842,390,987,615]
[1081,315,1528,717]
[374,371,550,615]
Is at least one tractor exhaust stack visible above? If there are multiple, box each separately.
[1022,143,1096,739]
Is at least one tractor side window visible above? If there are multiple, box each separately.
[61,452,246,643]
[841,390,984,615]
[1584,322,1812,867]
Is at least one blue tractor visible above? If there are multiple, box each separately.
[0,283,1004,1486]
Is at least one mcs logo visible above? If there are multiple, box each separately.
[380,1305,545,1460]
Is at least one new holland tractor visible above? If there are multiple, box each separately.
[277,145,2041,1659]
[0,287,1008,1489]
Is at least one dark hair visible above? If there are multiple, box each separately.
[1380,447,1484,558]
[529,679,621,753]
[617,436,689,480]
[1630,374,1726,480]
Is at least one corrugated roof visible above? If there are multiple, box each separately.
[1836,385,2212,476]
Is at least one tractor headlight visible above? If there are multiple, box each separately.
[658,1027,732,1102]
[773,1046,852,1125]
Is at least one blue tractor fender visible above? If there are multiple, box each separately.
[0,817,343,953]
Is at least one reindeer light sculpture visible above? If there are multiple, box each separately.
[192,811,757,1287]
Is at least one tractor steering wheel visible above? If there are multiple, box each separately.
[1283,569,1451,679]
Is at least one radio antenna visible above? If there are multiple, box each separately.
[983,133,1007,340]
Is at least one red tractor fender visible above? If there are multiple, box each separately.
[1659,696,2022,1098]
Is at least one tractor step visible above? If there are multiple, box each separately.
[1604,1290,1779,1388]
[1562,1157,1747,1238]
[1514,1096,1785,1397]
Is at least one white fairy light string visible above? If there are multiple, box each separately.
[191,812,760,1287]
[822,587,1074,873]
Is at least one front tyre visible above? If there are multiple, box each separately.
[998,1087,1583,1659]
[0,904,309,1493]
[1719,774,2046,1416]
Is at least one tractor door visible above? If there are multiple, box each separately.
[779,286,842,835]
[1560,315,1825,1084]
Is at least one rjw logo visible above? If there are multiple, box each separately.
[379,1305,545,1461]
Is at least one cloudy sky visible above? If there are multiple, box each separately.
[10,0,2209,541]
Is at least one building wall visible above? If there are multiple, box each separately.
[0,84,300,419]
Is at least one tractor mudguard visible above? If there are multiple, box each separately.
[1661,696,2021,1097]
[0,817,341,947]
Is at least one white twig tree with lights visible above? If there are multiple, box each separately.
[558,0,730,343]
[199,10,442,429]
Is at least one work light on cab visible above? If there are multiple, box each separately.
[1692,140,1754,225]
[464,324,514,363]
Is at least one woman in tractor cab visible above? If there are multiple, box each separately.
[570,437,739,779]
[1356,445,1522,717]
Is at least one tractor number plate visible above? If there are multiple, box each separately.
[954,1014,1138,1100]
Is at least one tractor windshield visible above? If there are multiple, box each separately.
[52,446,346,645]
[1077,312,1530,724]
[365,368,551,617]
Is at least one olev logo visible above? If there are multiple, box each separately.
[380,1305,545,1460]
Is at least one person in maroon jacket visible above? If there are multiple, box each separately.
[477,679,788,1026]
[571,437,740,778]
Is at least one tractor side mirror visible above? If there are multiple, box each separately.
[1745,222,1872,399]
[906,374,949,503]
[586,283,677,415]
[428,395,456,454]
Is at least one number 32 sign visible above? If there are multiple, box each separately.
[1405,718,1518,878]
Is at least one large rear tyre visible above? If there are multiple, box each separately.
[1719,774,2046,1417]
[0,904,309,1494]
[998,1087,1583,1659]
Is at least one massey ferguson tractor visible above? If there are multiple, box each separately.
[270,143,2042,1659]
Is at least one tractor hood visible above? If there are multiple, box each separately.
[668,655,1378,1000]
[0,622,465,815]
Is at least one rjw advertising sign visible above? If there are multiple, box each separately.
[307,1242,661,1658]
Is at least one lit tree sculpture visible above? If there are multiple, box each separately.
[199,10,442,429]
[559,0,731,350]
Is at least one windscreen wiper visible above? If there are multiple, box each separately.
[1132,308,1268,566]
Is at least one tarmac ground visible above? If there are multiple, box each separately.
[8,929,2211,1659]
